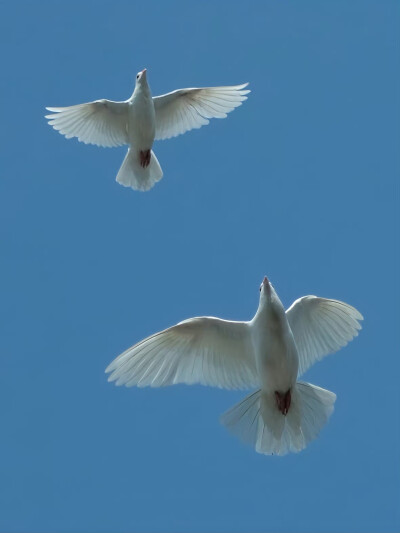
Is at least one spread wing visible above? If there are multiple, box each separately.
[286,296,363,376]
[153,83,250,140]
[106,316,258,390]
[45,99,129,147]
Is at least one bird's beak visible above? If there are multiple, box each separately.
[263,276,271,296]
[142,68,147,76]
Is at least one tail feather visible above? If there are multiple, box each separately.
[221,382,336,456]
[116,148,163,191]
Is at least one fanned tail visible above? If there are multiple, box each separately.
[116,148,163,191]
[220,382,336,456]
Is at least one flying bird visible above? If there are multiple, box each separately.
[106,277,363,456]
[45,69,250,191]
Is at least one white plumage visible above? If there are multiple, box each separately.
[106,276,363,456]
[45,69,250,191]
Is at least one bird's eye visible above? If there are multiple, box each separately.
[259,285,262,292]
[136,74,140,79]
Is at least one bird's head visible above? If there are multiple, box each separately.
[135,68,148,87]
[257,276,285,323]
[259,276,278,305]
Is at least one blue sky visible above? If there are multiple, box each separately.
[1,1,399,531]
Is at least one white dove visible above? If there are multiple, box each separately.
[45,69,250,191]
[106,276,363,456]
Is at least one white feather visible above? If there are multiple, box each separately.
[116,148,163,191]
[45,100,129,147]
[106,317,259,390]
[153,83,250,140]
[286,296,363,376]
[221,382,336,456]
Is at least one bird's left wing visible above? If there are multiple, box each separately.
[153,83,250,140]
[45,99,129,147]
[286,296,363,376]
[106,316,258,389]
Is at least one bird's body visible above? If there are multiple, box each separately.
[106,276,363,455]
[251,285,298,395]
[45,69,250,191]
[127,81,155,155]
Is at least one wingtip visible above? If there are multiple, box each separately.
[105,362,114,374]
[45,107,56,119]
[230,82,250,92]
[347,304,364,322]
[238,83,251,97]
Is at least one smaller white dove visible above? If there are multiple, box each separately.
[45,69,250,191]
[106,276,363,456]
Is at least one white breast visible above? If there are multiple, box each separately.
[127,92,156,150]
[252,319,299,393]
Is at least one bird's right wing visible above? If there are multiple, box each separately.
[45,99,129,147]
[106,316,259,390]
[286,296,363,376]
[153,83,250,140]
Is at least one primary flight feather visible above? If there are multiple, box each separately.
[106,277,363,456]
[45,69,250,191]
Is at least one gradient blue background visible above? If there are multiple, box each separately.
[1,1,399,531]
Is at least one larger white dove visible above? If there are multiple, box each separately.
[45,69,250,191]
[106,276,363,456]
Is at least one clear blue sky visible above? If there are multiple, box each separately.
[1,1,399,532]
